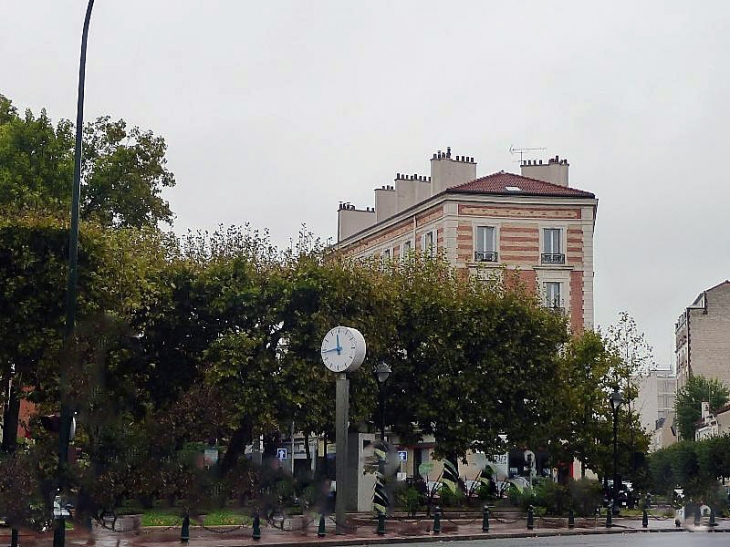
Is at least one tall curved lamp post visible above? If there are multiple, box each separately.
[58,2,95,547]
[374,363,392,441]
[609,387,624,515]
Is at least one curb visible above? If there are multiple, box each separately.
[226,526,688,547]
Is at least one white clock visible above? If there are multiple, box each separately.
[321,326,367,373]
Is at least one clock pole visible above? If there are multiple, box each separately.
[335,373,349,534]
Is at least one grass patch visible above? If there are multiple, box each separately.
[140,508,251,527]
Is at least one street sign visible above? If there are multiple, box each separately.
[398,450,408,462]
[276,448,288,460]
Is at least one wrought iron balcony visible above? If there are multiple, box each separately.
[474,251,499,262]
[541,253,565,265]
[545,298,565,313]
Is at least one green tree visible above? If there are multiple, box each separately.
[674,375,730,441]
[0,93,175,227]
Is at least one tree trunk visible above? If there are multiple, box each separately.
[1,378,19,454]
[219,416,253,476]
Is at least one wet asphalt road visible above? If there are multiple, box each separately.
[349,533,730,547]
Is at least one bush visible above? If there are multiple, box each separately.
[439,485,465,507]
[535,481,570,516]
[394,485,422,516]
[568,478,603,517]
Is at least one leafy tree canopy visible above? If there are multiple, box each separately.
[0,93,175,227]
[674,375,730,441]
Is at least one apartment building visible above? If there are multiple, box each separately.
[334,148,598,332]
[635,370,677,451]
[675,281,730,390]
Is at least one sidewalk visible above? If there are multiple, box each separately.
[2,513,722,547]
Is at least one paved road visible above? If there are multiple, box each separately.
[346,534,729,547]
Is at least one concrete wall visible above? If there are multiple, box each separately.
[337,204,376,241]
[375,186,396,223]
[680,282,730,388]
[521,156,569,187]
[430,149,477,195]
[395,174,431,213]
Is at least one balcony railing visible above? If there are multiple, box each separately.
[541,253,565,265]
[474,251,499,262]
[545,300,565,313]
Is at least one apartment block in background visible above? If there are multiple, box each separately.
[635,370,677,451]
[334,148,598,332]
[675,281,730,390]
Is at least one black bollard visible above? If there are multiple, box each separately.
[642,508,648,528]
[180,514,190,543]
[377,511,386,535]
[693,506,701,526]
[318,514,326,537]
[482,506,490,532]
[709,507,717,528]
[606,501,613,528]
[568,508,575,529]
[10,528,19,547]
[527,505,534,530]
[252,514,262,540]
[433,506,442,534]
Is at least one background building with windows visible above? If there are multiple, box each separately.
[334,147,598,332]
[675,280,730,390]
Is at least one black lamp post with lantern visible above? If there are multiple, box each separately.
[609,387,625,515]
[374,363,392,441]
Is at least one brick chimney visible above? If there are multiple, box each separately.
[520,155,569,187]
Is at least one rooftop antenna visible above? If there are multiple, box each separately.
[509,145,547,164]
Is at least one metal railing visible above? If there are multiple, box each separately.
[474,251,498,262]
[541,253,565,265]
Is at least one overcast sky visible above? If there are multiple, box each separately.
[3,1,730,369]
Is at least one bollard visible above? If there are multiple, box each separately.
[482,506,490,532]
[433,506,442,534]
[252,514,261,540]
[606,502,613,528]
[180,514,190,543]
[527,505,534,530]
[568,508,575,529]
[318,514,326,537]
[10,528,19,547]
[709,507,717,528]
[377,511,386,535]
[694,506,701,526]
[642,508,648,528]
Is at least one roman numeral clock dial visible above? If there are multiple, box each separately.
[321,326,366,373]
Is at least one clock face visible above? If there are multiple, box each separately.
[321,326,366,373]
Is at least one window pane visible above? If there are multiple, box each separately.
[476,226,495,253]
[544,229,562,254]
[544,282,561,307]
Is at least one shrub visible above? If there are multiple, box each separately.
[568,478,603,517]
[394,485,422,516]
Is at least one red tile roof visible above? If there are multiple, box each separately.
[447,171,595,198]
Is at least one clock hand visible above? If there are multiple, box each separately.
[336,334,341,354]
[323,347,340,354]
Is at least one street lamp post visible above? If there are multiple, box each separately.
[374,363,392,441]
[58,3,95,547]
[609,387,624,515]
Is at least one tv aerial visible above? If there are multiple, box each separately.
[509,145,547,163]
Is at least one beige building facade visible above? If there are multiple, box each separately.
[335,148,598,332]
[675,281,730,390]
